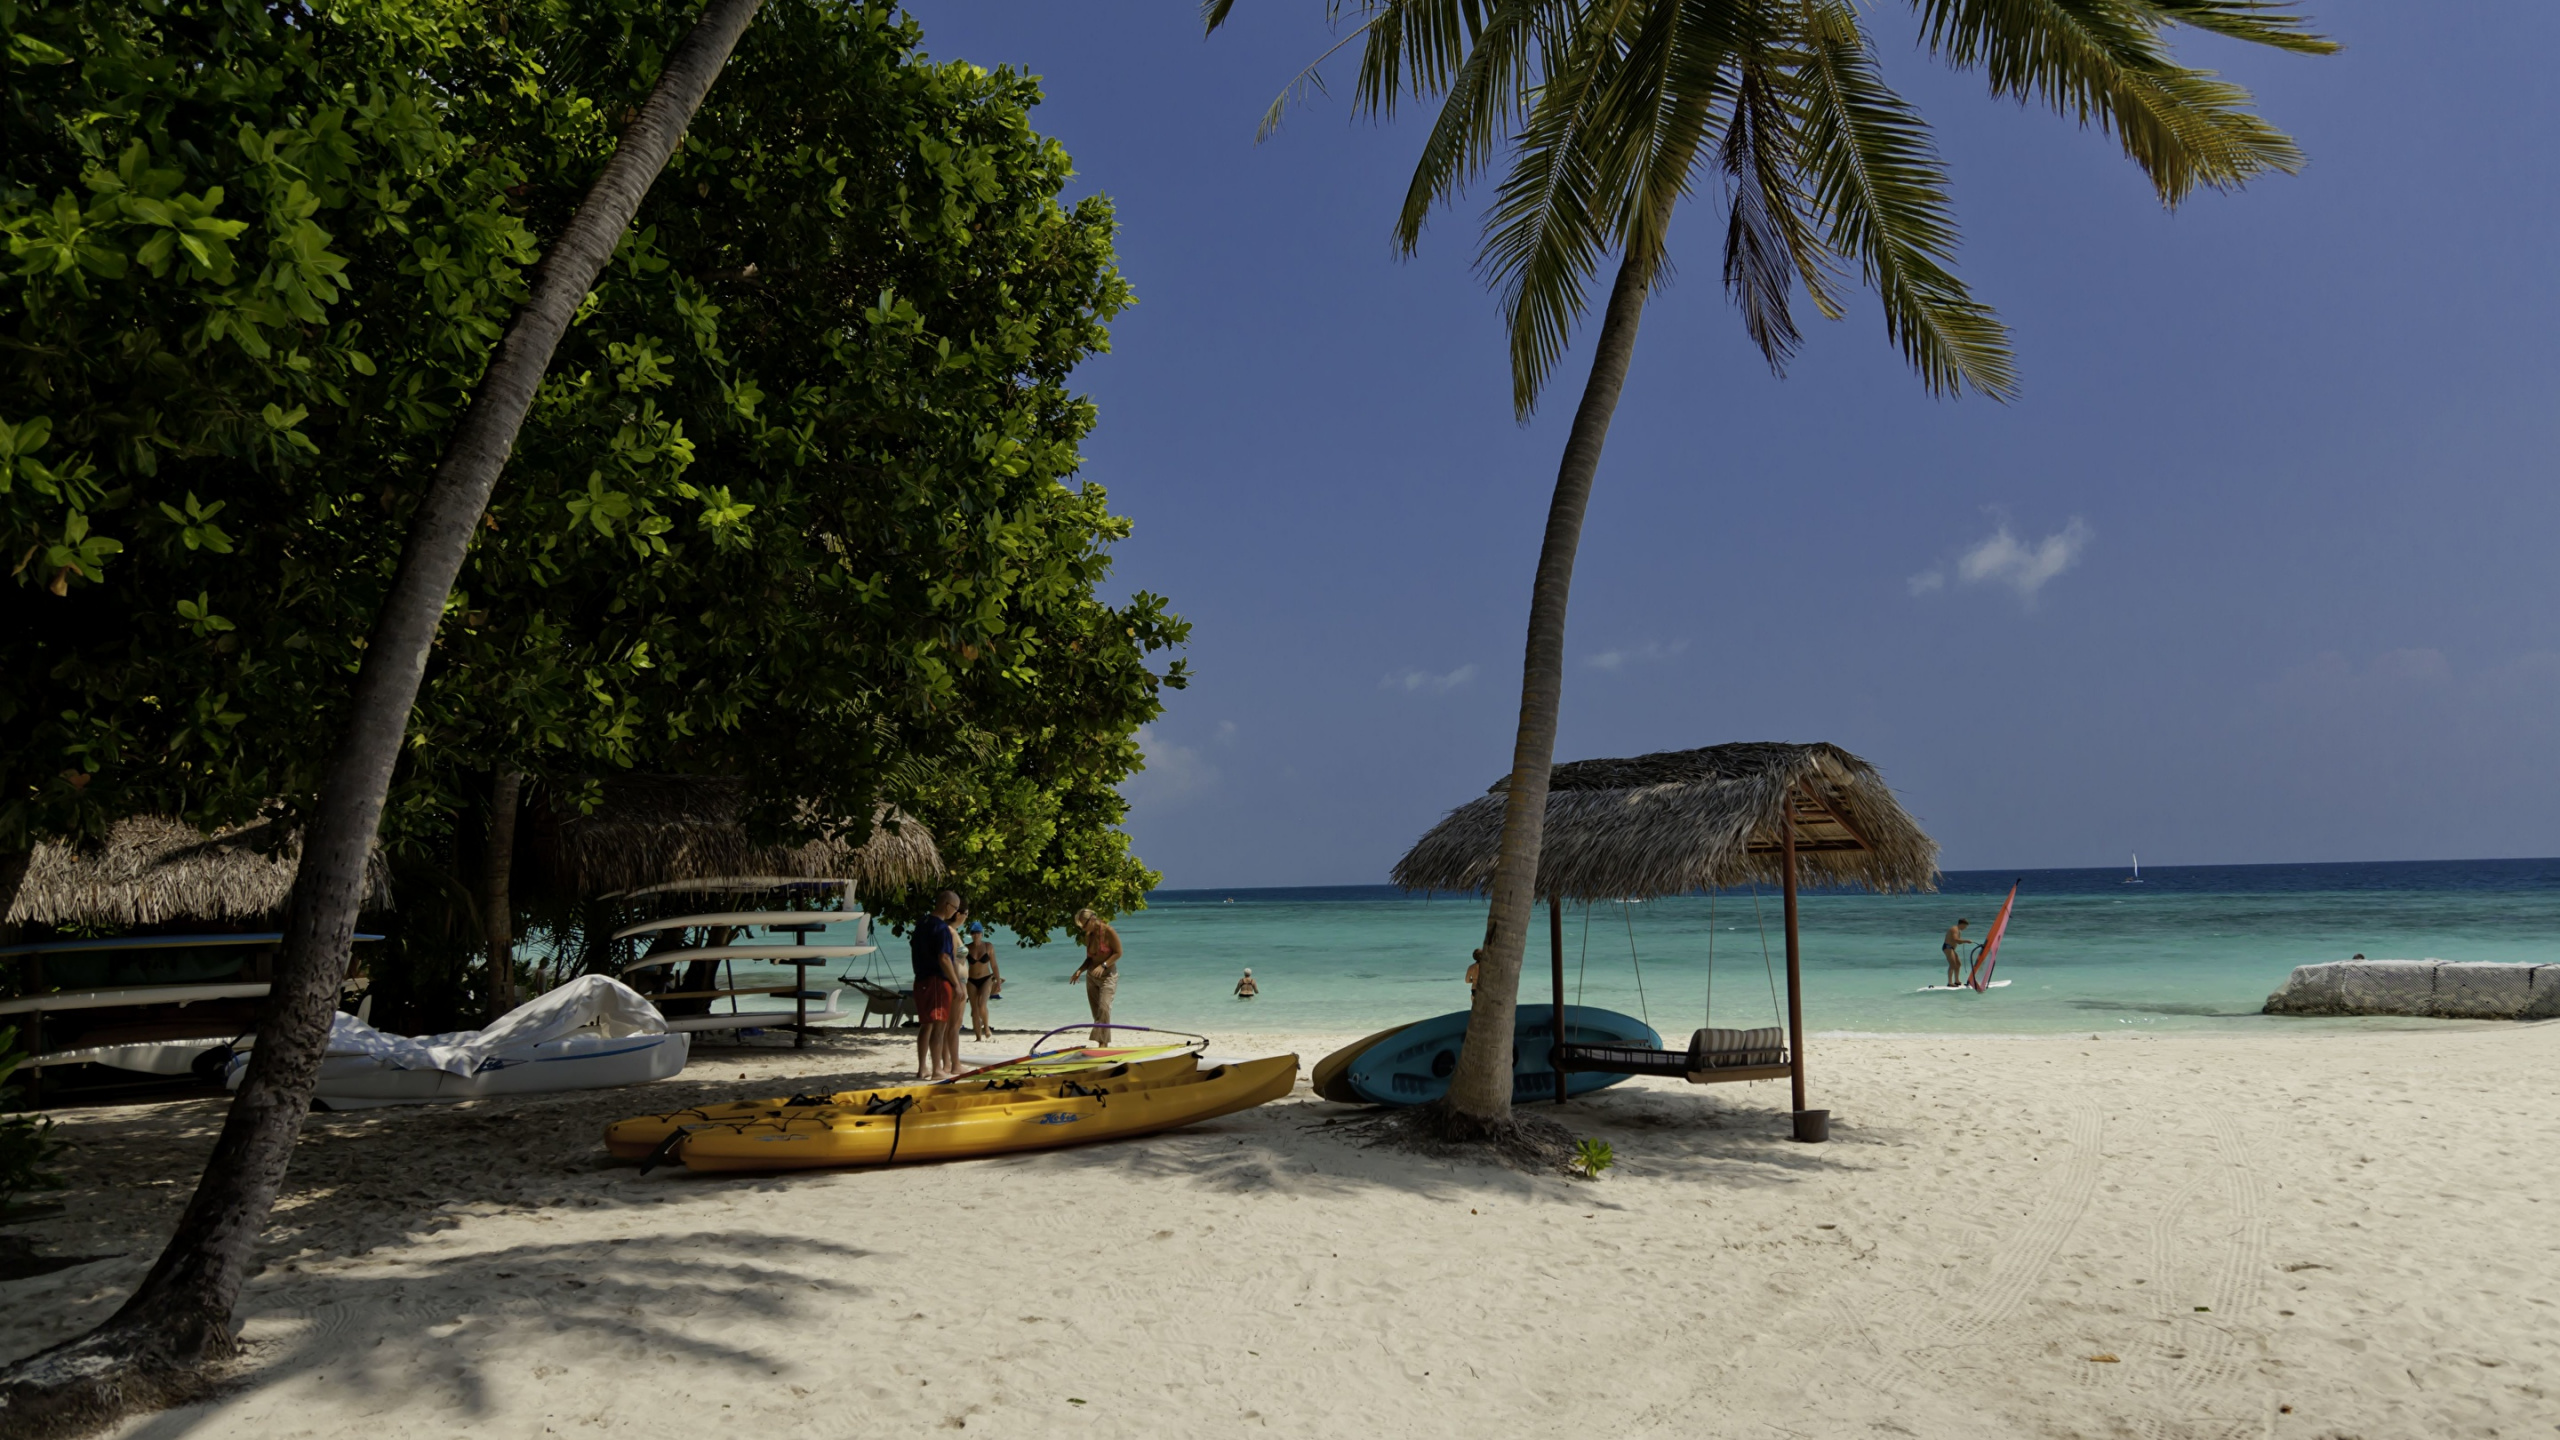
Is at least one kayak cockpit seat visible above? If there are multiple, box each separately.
[1555,1027,1792,1085]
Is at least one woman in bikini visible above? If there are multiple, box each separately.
[963,918,1000,1041]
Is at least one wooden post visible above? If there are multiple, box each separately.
[793,927,809,1050]
[1550,897,1567,1104]
[1782,799,1807,1121]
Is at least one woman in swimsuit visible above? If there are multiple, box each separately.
[963,919,1000,1041]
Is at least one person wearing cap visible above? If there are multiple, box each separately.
[1234,968,1258,999]
[963,916,1001,1041]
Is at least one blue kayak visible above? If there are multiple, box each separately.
[1343,1004,1662,1107]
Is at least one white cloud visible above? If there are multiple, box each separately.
[1587,638,1689,671]
[1215,719,1238,744]
[1382,664,1478,694]
[1120,724,1217,810]
[1912,516,2091,605]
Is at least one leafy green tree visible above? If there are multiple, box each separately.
[1211,0,2332,1131]
[394,5,1183,976]
[2,0,1178,1411]
[0,0,768,1423]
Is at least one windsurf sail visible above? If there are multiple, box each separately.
[1969,882,2019,993]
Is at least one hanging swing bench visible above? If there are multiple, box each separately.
[1391,742,1941,1142]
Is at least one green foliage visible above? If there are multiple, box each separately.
[3,1,1183,954]
[0,1026,63,1207]
[1571,1136,1615,1180]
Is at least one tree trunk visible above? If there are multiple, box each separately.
[483,770,523,1021]
[0,4,765,1432]
[1441,251,1653,1123]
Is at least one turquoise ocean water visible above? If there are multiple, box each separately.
[742,859,2560,1042]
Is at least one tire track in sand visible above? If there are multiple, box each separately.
[1848,1103,2108,1415]
[2134,1111,2270,1440]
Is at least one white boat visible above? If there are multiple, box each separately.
[227,974,689,1109]
[2124,853,2144,884]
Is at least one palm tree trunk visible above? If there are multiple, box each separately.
[1442,250,1653,1123]
[484,770,523,1021]
[0,4,764,1430]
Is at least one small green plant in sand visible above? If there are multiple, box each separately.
[1571,1138,1616,1180]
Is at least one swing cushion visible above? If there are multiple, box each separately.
[1688,1027,1787,1070]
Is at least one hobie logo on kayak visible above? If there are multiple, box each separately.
[1032,1112,1083,1126]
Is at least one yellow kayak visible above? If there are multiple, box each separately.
[604,1051,1198,1161]
[672,1053,1300,1173]
[1312,1024,1410,1103]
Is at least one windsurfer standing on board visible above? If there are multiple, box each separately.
[1941,918,1971,988]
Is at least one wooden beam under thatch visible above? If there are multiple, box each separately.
[1391,742,1939,900]
[523,775,941,901]
[8,815,393,929]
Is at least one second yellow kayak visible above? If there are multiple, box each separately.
[605,1051,1198,1160]
[672,1053,1300,1172]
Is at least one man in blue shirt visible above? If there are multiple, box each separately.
[911,890,962,1079]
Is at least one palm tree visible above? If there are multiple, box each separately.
[0,3,765,1430]
[1208,0,2332,1133]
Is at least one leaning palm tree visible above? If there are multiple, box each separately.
[1207,0,2332,1135]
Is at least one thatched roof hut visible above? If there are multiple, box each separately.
[7,815,392,929]
[524,775,942,900]
[1393,742,1937,1134]
[1392,741,1938,900]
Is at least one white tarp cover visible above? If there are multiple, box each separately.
[316,974,668,1076]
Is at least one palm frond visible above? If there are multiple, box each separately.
[1390,0,1562,252]
[1719,57,1809,368]
[1251,18,1380,142]
[1479,17,1623,416]
[1906,0,2313,204]
[1795,0,2015,398]
[2143,0,2337,55]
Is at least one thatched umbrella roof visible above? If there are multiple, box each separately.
[1392,742,1939,901]
[526,775,942,900]
[8,815,392,929]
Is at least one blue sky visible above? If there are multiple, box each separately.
[906,2,2560,887]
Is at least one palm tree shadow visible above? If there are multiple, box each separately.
[119,1232,869,1440]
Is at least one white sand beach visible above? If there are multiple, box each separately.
[6,1020,2554,1438]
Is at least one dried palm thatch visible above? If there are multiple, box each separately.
[7,815,392,928]
[1392,742,1938,900]
[527,775,941,900]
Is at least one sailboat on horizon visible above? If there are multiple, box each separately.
[2124,852,2144,884]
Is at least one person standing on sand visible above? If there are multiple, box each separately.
[912,891,962,1078]
[1234,968,1257,999]
[1942,919,1970,988]
[964,919,1000,1042]
[1466,948,1483,994]
[1068,908,1121,1046]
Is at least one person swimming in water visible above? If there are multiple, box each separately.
[1941,919,1971,988]
[1234,968,1258,999]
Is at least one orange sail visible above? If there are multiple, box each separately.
[1970,882,2019,992]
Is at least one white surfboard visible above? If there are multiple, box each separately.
[1917,980,2011,992]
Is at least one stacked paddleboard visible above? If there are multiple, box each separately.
[1312,1005,1659,1107]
